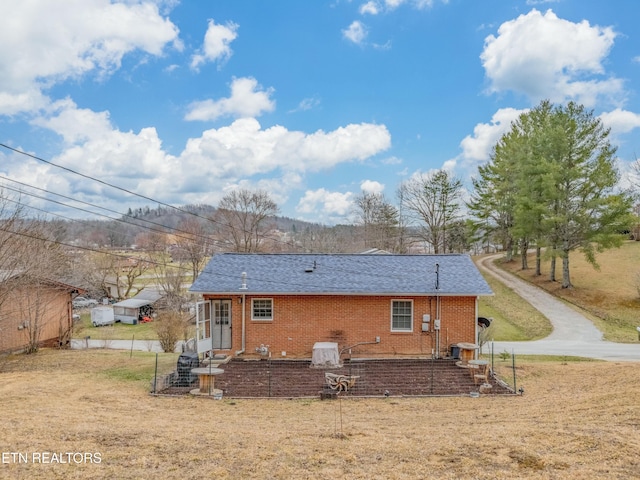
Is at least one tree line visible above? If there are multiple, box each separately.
[468,100,634,288]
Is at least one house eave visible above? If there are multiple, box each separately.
[190,290,492,297]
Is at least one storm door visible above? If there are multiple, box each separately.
[196,300,212,354]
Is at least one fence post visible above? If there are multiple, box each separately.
[153,352,158,395]
[512,350,517,394]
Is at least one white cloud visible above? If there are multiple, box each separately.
[22,98,391,214]
[360,180,385,194]
[385,0,406,8]
[219,173,303,208]
[381,156,402,165]
[289,96,321,113]
[31,99,113,144]
[343,21,368,45]
[360,1,380,15]
[358,0,444,15]
[481,9,621,107]
[0,0,179,115]
[185,77,275,121]
[459,108,524,164]
[180,118,391,178]
[190,19,239,70]
[444,108,524,177]
[599,108,640,136]
[296,189,353,217]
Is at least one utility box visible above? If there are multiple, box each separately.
[91,306,115,327]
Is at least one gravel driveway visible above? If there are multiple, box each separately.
[477,254,640,362]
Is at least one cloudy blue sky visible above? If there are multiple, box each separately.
[1,0,639,224]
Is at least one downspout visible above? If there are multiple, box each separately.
[236,272,247,356]
[435,263,440,359]
[235,293,246,356]
[435,294,440,359]
[474,296,479,359]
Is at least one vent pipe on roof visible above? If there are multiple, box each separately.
[435,263,440,291]
[240,272,247,290]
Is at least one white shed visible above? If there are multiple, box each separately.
[113,289,162,324]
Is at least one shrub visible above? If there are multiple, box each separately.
[154,311,189,353]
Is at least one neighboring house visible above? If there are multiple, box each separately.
[112,288,162,324]
[103,275,121,299]
[189,253,493,359]
[0,274,83,354]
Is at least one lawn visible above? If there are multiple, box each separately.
[0,349,638,479]
[497,240,640,342]
[73,312,160,341]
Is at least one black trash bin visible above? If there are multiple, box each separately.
[176,352,200,386]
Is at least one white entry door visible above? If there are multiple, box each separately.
[196,300,232,354]
[212,300,232,349]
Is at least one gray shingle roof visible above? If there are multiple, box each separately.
[190,253,492,296]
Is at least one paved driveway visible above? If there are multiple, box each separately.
[477,254,640,362]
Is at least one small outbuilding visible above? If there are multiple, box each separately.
[113,288,162,324]
[0,273,83,353]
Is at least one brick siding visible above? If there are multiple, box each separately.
[203,294,477,358]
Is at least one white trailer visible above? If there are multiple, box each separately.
[91,306,115,327]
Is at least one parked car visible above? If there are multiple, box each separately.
[72,296,98,309]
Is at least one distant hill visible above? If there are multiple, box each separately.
[61,203,330,249]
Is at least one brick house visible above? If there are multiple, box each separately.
[189,253,492,359]
[0,274,82,354]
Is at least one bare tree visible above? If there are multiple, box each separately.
[352,191,400,252]
[171,218,211,281]
[399,170,463,253]
[213,189,279,252]
[134,230,168,252]
[152,256,188,312]
[0,191,73,353]
[78,251,152,300]
[294,225,360,253]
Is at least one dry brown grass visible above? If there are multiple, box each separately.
[500,241,640,342]
[1,349,640,479]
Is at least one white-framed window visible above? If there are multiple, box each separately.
[391,299,413,332]
[251,298,273,321]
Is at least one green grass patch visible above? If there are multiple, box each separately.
[478,273,552,341]
[73,312,160,340]
[100,351,181,388]
[484,353,600,363]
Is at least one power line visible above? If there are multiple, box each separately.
[0,144,428,283]
[0,143,304,251]
[0,175,221,247]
